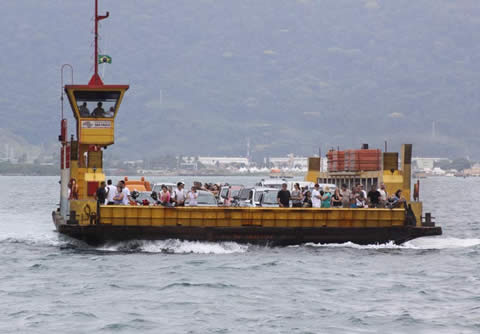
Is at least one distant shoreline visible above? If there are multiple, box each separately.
[0,162,58,176]
[0,162,307,177]
[0,170,304,178]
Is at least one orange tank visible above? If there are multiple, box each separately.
[123,176,152,192]
[327,150,346,172]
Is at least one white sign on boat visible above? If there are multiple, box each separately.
[81,120,112,129]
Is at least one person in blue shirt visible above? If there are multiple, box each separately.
[321,186,332,208]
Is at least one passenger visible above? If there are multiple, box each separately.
[377,183,388,208]
[121,181,132,205]
[311,184,322,208]
[356,190,367,208]
[113,180,131,205]
[167,186,174,204]
[107,106,115,117]
[113,185,123,204]
[367,185,381,208]
[350,186,359,208]
[68,178,79,200]
[159,185,171,207]
[388,189,406,208]
[321,186,332,208]
[92,102,106,117]
[340,184,351,208]
[211,184,220,197]
[193,181,203,191]
[187,186,199,206]
[172,182,186,207]
[303,191,313,208]
[332,188,343,207]
[95,181,107,206]
[357,183,367,199]
[106,179,116,205]
[277,183,291,208]
[291,183,303,208]
[79,102,90,117]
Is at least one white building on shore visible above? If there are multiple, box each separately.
[413,157,450,171]
[266,154,308,170]
[198,157,249,167]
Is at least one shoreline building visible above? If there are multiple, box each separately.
[266,154,308,170]
[197,157,249,167]
[412,157,450,171]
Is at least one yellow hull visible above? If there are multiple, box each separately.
[98,206,406,228]
[53,205,442,246]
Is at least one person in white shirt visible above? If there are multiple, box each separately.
[122,185,131,205]
[173,182,186,207]
[187,186,199,206]
[311,184,322,208]
[377,183,388,207]
[106,179,117,205]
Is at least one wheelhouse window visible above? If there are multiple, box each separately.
[74,90,121,118]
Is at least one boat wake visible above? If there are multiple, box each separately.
[0,233,68,248]
[97,239,249,254]
[304,237,480,250]
[405,237,480,249]
[0,232,248,254]
[3,231,478,254]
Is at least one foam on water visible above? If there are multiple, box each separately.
[0,232,68,248]
[304,240,404,249]
[304,237,480,250]
[4,232,477,253]
[97,239,249,254]
[405,237,480,249]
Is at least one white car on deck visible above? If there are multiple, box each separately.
[185,190,218,207]
[237,187,278,207]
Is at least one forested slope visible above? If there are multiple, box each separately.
[1,0,479,159]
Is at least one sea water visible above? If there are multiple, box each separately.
[0,176,479,333]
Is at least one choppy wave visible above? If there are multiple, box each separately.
[304,237,480,250]
[97,239,249,254]
[0,233,70,248]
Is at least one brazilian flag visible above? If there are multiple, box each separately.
[98,54,112,64]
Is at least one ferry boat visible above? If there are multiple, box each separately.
[52,0,442,246]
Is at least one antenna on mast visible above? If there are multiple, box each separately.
[88,0,109,86]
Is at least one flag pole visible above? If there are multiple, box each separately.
[94,0,98,78]
[90,0,109,85]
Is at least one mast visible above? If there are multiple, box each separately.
[89,0,109,86]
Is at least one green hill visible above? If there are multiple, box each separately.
[1,0,480,160]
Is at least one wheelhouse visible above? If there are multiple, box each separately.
[65,84,129,146]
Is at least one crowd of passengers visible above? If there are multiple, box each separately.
[89,180,201,207]
[68,177,406,209]
[69,178,222,207]
[277,182,406,209]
